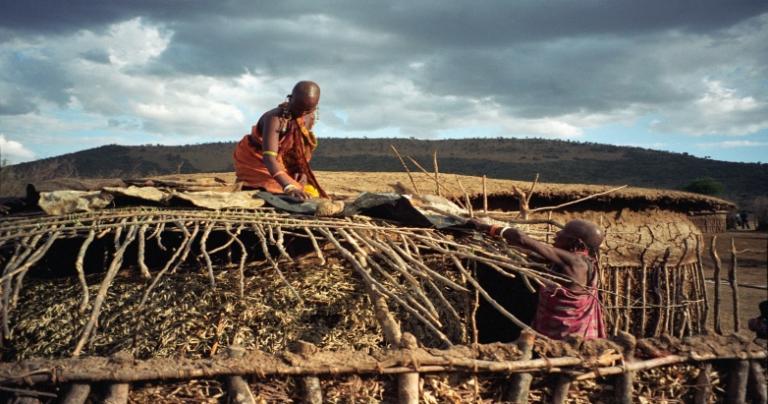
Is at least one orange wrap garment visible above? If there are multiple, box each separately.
[233,106,327,198]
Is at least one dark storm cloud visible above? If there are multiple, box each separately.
[110,0,765,123]
[1,0,766,137]
[412,37,695,118]
[3,0,766,38]
[79,49,110,64]
[1,54,72,108]
[0,96,36,115]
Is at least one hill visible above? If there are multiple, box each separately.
[2,138,766,206]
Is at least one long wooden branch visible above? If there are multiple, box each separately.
[527,185,628,214]
[0,343,762,386]
[571,350,767,381]
[390,145,421,194]
[0,352,608,386]
[73,225,139,356]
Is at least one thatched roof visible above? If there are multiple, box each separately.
[313,171,735,212]
[28,171,734,212]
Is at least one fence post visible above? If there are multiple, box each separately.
[398,333,420,404]
[614,331,636,404]
[729,238,741,332]
[507,329,536,403]
[225,345,256,404]
[103,351,132,404]
[693,362,712,404]
[748,361,768,404]
[291,341,323,404]
[549,375,572,404]
[61,384,91,404]
[726,359,749,404]
[710,236,723,334]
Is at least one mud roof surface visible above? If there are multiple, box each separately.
[140,172,734,211]
[29,171,734,212]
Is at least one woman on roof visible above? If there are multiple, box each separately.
[470,218,607,340]
[233,81,327,200]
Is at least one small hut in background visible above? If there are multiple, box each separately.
[688,210,730,233]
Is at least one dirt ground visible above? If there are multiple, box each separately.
[700,231,767,336]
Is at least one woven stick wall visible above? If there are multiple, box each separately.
[0,206,709,362]
[1,207,582,360]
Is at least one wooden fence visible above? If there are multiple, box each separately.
[0,333,765,403]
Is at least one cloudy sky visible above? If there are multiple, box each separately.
[1,1,767,164]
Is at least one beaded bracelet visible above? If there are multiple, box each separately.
[283,183,298,192]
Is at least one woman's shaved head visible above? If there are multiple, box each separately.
[562,219,604,250]
[288,81,320,116]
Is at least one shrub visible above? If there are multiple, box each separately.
[682,177,725,196]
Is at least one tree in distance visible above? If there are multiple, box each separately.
[683,177,725,196]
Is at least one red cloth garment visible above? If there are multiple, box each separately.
[233,104,327,197]
[531,257,606,340]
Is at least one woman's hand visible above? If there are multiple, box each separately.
[284,183,309,201]
[295,173,308,186]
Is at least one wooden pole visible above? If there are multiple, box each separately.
[225,346,256,404]
[506,329,536,403]
[726,360,749,404]
[103,351,132,404]
[482,175,488,213]
[729,237,741,332]
[60,384,91,404]
[546,211,552,243]
[290,342,323,404]
[433,150,441,197]
[640,264,648,336]
[710,235,723,334]
[692,362,712,404]
[398,333,420,404]
[614,332,636,404]
[695,234,709,333]
[456,177,474,218]
[471,264,480,345]
[0,346,762,386]
[663,249,672,335]
[748,361,768,404]
[549,375,572,404]
[390,145,421,195]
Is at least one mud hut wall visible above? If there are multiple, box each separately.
[688,212,727,233]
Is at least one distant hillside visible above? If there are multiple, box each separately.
[2,138,766,206]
